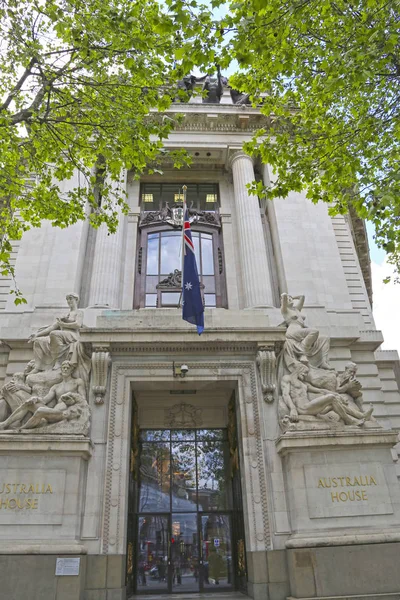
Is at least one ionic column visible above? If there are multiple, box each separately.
[230,151,274,307]
[262,164,288,294]
[87,176,126,308]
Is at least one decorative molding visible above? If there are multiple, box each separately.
[91,346,111,405]
[103,342,265,354]
[102,361,272,556]
[164,403,203,427]
[256,346,277,403]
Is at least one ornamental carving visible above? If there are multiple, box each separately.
[256,346,277,403]
[164,402,202,427]
[91,346,111,405]
[140,204,221,230]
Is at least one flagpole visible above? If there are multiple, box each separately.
[179,185,187,308]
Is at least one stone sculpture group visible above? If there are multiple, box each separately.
[277,293,377,432]
[0,290,380,436]
[0,293,91,435]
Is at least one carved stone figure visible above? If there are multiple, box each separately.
[336,362,364,410]
[280,293,331,371]
[0,361,90,434]
[157,269,182,289]
[0,293,92,434]
[27,292,91,391]
[278,364,374,432]
[0,360,36,413]
[29,293,81,369]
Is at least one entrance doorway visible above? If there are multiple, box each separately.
[137,512,233,593]
[129,427,245,594]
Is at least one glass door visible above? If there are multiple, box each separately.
[200,514,233,590]
[136,515,169,593]
[133,429,239,594]
[171,513,200,592]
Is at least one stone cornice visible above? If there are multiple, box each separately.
[79,327,287,348]
[276,429,398,456]
[151,105,269,134]
[0,435,92,458]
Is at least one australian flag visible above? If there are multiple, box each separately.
[182,208,204,335]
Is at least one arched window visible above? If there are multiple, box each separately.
[134,184,226,309]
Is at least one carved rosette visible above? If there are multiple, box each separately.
[256,346,277,403]
[91,346,111,405]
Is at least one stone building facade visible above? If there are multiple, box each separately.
[1,85,400,600]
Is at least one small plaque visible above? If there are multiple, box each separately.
[214,538,220,547]
[55,557,80,576]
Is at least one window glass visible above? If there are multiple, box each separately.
[160,231,181,274]
[140,183,219,212]
[192,232,201,266]
[204,294,216,307]
[140,430,171,442]
[146,275,159,293]
[161,292,181,307]
[138,430,231,514]
[145,294,157,307]
[171,442,197,510]
[197,441,229,511]
[196,429,225,441]
[139,443,170,512]
[202,276,215,293]
[147,234,159,275]
[201,514,233,589]
[171,429,196,441]
[201,236,214,275]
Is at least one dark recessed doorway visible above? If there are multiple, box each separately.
[127,420,247,596]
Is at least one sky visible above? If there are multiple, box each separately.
[368,223,400,356]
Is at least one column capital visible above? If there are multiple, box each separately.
[228,149,255,169]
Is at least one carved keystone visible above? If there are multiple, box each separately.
[91,346,111,405]
[256,346,277,403]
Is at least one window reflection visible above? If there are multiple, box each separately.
[144,231,216,308]
[139,443,170,512]
[160,231,181,274]
[161,292,181,307]
[202,237,214,275]
[171,442,197,510]
[138,430,231,513]
[197,442,228,511]
[201,514,233,589]
[147,234,159,275]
